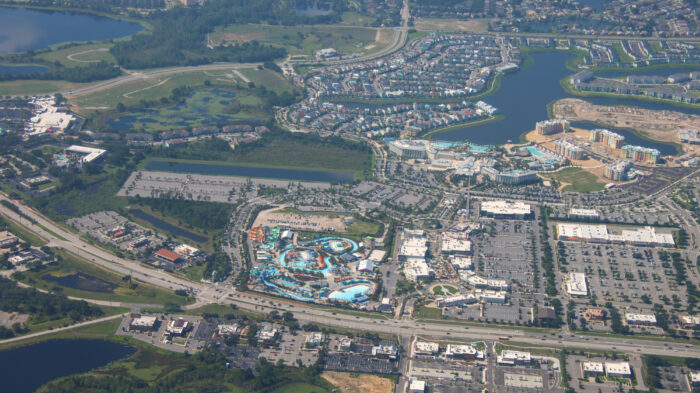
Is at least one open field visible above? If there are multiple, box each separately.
[414,17,491,33]
[69,69,247,115]
[211,24,390,58]
[237,68,297,94]
[13,249,190,305]
[339,11,378,26]
[0,79,87,96]
[321,372,394,393]
[34,42,117,66]
[540,167,607,192]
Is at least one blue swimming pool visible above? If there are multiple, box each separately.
[524,146,544,157]
[329,284,371,302]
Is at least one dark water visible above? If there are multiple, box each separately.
[128,208,208,243]
[0,7,142,54]
[436,51,691,153]
[145,160,355,183]
[43,272,118,293]
[0,339,135,393]
[0,63,49,76]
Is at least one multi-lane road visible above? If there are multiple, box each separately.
[0,193,698,359]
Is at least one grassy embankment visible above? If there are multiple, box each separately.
[12,249,191,305]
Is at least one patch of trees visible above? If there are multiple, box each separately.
[0,62,121,83]
[204,252,232,282]
[605,302,630,335]
[136,197,234,231]
[0,277,104,331]
[109,0,343,69]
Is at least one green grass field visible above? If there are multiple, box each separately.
[34,43,117,67]
[613,42,635,63]
[211,24,387,58]
[70,69,247,115]
[238,68,297,94]
[340,11,378,26]
[14,249,190,305]
[541,167,607,193]
[0,79,86,96]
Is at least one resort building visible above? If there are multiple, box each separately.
[679,128,700,144]
[436,294,477,308]
[621,145,660,164]
[554,139,585,160]
[590,129,625,149]
[605,160,633,181]
[388,139,428,159]
[536,119,570,135]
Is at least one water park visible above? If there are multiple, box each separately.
[248,226,379,306]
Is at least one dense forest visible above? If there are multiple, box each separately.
[136,198,235,232]
[0,277,104,338]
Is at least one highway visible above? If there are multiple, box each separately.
[0,193,698,360]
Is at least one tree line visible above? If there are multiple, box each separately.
[0,62,121,83]
[0,277,104,337]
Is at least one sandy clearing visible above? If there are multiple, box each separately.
[321,371,394,393]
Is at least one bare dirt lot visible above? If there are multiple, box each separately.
[321,371,395,393]
[253,208,348,232]
[0,311,29,328]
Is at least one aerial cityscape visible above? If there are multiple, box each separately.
[0,0,698,392]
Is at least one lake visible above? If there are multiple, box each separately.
[435,51,689,153]
[145,160,355,183]
[0,339,135,393]
[0,6,142,54]
[128,208,209,244]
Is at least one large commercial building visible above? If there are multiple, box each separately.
[621,145,660,164]
[536,119,570,135]
[482,167,538,185]
[590,129,625,149]
[625,313,657,326]
[388,140,428,159]
[436,294,477,307]
[65,145,107,165]
[605,160,633,181]
[554,139,585,160]
[480,200,533,219]
[566,272,588,297]
[440,238,472,255]
[568,208,599,221]
[404,258,434,282]
[557,223,674,247]
[414,341,440,356]
[582,361,605,377]
[605,362,632,378]
[445,344,477,359]
[497,350,531,365]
